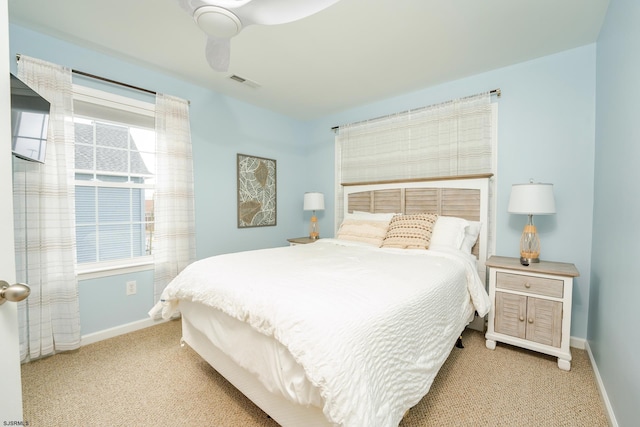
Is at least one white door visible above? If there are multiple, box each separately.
[0,0,25,421]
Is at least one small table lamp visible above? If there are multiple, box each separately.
[508,181,556,265]
[303,192,325,240]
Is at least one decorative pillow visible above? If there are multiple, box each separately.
[381,213,438,249]
[430,216,469,249]
[336,219,390,246]
[461,221,482,253]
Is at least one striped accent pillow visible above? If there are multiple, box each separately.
[381,213,438,249]
[336,219,390,246]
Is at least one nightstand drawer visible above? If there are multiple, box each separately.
[496,272,563,298]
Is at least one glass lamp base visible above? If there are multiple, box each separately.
[520,256,540,266]
[309,214,319,240]
[519,215,541,266]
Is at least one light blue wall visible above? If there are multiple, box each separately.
[78,270,154,334]
[9,24,311,335]
[592,0,640,424]
[308,45,597,340]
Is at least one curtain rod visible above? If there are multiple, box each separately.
[17,53,156,98]
[73,69,157,96]
[330,88,501,132]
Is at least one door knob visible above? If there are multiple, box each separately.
[0,280,31,305]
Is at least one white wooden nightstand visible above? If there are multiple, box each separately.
[287,237,318,246]
[485,255,579,370]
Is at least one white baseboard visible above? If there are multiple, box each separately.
[80,318,167,347]
[585,340,618,427]
[570,336,586,349]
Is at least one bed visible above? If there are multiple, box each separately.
[150,176,493,427]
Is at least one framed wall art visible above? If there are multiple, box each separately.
[237,153,277,228]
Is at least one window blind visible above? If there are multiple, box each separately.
[334,92,496,239]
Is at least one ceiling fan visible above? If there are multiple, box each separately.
[177,0,342,72]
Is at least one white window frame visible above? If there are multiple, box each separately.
[72,85,156,279]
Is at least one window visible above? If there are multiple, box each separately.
[72,86,155,273]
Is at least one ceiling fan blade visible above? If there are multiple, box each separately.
[176,0,192,13]
[238,0,342,26]
[205,36,231,72]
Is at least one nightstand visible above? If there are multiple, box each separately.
[485,255,579,370]
[287,237,318,246]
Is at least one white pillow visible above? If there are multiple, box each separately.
[430,216,468,249]
[461,221,482,253]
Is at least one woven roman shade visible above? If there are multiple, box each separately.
[334,92,496,239]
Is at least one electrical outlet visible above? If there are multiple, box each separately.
[126,280,137,296]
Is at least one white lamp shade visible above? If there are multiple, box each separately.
[303,192,325,211]
[508,183,556,215]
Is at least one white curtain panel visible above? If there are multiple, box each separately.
[14,55,80,361]
[335,92,494,232]
[153,93,196,316]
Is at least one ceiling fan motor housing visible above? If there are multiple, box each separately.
[194,6,243,38]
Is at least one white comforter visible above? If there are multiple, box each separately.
[152,239,490,427]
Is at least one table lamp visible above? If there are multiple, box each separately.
[303,192,325,239]
[508,181,556,265]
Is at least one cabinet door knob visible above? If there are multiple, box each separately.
[528,318,534,323]
[524,282,531,288]
[519,316,524,322]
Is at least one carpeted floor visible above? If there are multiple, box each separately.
[21,319,609,426]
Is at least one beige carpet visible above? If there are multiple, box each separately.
[21,319,609,426]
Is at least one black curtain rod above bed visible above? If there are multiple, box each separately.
[330,88,501,132]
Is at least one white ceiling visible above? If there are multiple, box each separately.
[8,0,610,120]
